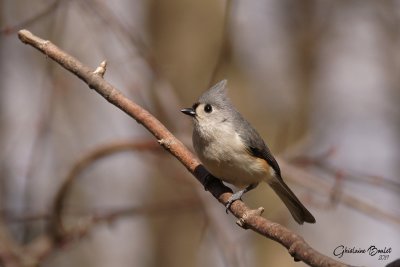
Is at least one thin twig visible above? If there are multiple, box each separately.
[208,0,233,86]
[290,153,400,194]
[280,160,400,225]
[16,200,202,266]
[51,140,159,239]
[18,29,349,267]
[1,0,62,35]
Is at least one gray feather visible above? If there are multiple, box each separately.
[230,108,315,224]
[193,80,316,224]
[198,80,229,110]
[199,80,282,176]
[269,179,316,224]
[235,118,282,178]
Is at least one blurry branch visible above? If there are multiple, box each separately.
[0,200,202,267]
[2,212,50,224]
[208,0,233,86]
[51,140,159,239]
[279,160,400,225]
[1,0,62,35]
[289,150,400,194]
[53,199,203,245]
[17,29,350,267]
[283,149,400,225]
[79,0,154,68]
[3,200,201,225]
[3,138,240,267]
[0,138,203,267]
[0,221,22,267]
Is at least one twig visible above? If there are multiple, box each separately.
[1,0,61,35]
[290,153,400,194]
[57,199,203,244]
[18,29,350,267]
[0,221,22,267]
[52,139,240,267]
[283,150,400,225]
[5,199,202,267]
[280,160,400,225]
[208,0,233,86]
[51,140,159,239]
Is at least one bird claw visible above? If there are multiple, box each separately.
[225,191,244,213]
[224,184,258,213]
[225,200,235,214]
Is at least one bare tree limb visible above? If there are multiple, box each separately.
[280,160,400,225]
[51,140,159,239]
[1,199,203,267]
[289,151,400,194]
[208,0,233,86]
[0,221,22,267]
[2,139,241,267]
[1,0,62,35]
[17,29,350,267]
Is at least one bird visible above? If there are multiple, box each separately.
[181,80,315,224]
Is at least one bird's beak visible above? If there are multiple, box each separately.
[181,107,196,117]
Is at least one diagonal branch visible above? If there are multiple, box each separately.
[51,140,160,239]
[17,29,349,267]
[1,0,62,35]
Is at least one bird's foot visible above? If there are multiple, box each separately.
[225,190,245,213]
[225,183,259,213]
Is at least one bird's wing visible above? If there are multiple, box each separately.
[236,118,282,179]
[248,144,281,178]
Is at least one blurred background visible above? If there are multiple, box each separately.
[1,0,400,266]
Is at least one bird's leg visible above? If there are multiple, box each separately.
[226,183,258,213]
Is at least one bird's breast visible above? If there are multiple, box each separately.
[193,123,268,188]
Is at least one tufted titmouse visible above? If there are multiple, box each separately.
[181,80,315,224]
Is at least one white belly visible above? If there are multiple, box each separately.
[193,124,268,188]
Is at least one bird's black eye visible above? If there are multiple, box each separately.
[204,104,212,113]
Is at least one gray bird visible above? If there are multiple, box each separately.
[181,80,315,224]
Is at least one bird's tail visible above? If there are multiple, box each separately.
[269,178,316,224]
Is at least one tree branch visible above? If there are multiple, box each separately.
[18,29,349,267]
[51,140,159,239]
[1,0,62,35]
